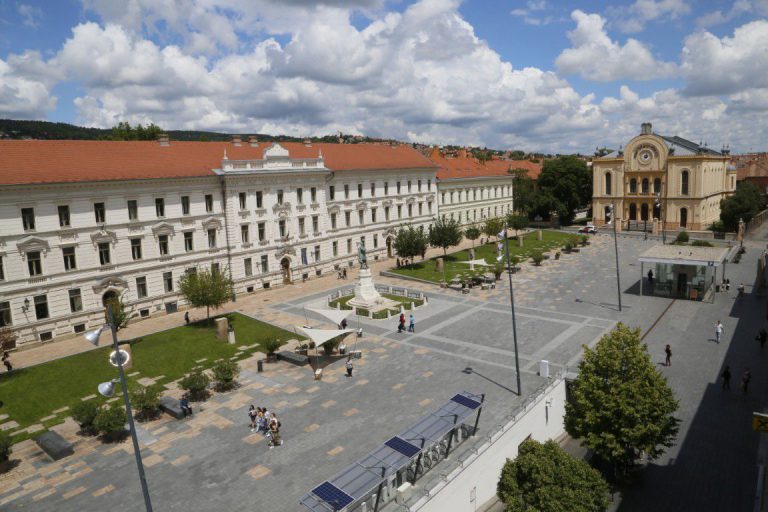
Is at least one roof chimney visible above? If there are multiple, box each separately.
[641,122,652,135]
[232,135,242,147]
[157,134,170,146]
[248,136,258,147]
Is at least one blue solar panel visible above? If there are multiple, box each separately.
[385,436,420,458]
[451,394,481,410]
[311,481,354,511]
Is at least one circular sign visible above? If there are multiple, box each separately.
[109,349,130,367]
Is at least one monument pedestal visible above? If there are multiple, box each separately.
[348,268,396,310]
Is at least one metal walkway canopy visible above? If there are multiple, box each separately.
[299,391,484,512]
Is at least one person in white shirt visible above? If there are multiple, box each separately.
[715,321,724,344]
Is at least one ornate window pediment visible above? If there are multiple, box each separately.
[93,276,129,294]
[202,217,222,230]
[356,201,368,211]
[405,197,417,204]
[152,221,175,237]
[90,228,117,245]
[328,205,341,214]
[381,199,394,207]
[272,203,292,215]
[17,235,50,255]
[276,247,296,258]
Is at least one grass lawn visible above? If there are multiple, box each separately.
[390,230,575,283]
[328,293,424,319]
[0,312,299,442]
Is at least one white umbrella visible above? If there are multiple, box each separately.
[305,307,353,327]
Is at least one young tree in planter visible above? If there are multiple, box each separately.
[483,217,505,242]
[393,226,429,266]
[94,402,127,441]
[71,400,100,435]
[465,226,481,249]
[178,267,233,325]
[429,217,463,257]
[497,439,610,512]
[129,384,161,421]
[530,250,544,266]
[565,323,680,477]
[506,213,529,238]
[179,368,211,400]
[212,360,241,391]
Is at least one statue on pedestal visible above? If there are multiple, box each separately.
[357,242,368,269]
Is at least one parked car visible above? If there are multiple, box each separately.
[578,224,597,234]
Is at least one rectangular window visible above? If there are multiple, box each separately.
[98,243,111,265]
[0,257,4,281]
[347,238,352,254]
[331,213,337,229]
[69,288,83,313]
[418,179,422,191]
[28,251,42,276]
[0,301,11,327]
[277,189,284,205]
[181,196,190,215]
[163,271,173,292]
[127,200,138,221]
[299,217,306,236]
[384,182,389,195]
[371,208,377,223]
[329,186,335,201]
[184,232,194,252]
[58,205,71,227]
[312,216,319,234]
[297,188,303,204]
[21,207,35,231]
[311,187,317,203]
[258,222,265,241]
[428,202,433,214]
[370,183,375,197]
[344,185,350,199]
[397,205,402,219]
[63,247,77,271]
[94,202,106,223]
[244,258,253,277]
[418,203,423,216]
[256,191,263,208]
[136,277,147,299]
[34,294,49,320]
[241,224,249,244]
[373,234,378,248]
[314,245,320,262]
[301,247,308,265]
[385,206,390,221]
[408,180,412,192]
[428,179,432,191]
[207,229,217,248]
[332,241,338,256]
[279,220,286,237]
[131,238,143,260]
[358,183,363,198]
[158,234,169,255]
[205,194,214,212]
[239,192,247,210]
[442,192,446,204]
[260,255,268,273]
[358,210,364,225]
[345,211,351,227]
[397,181,401,194]
[155,198,165,218]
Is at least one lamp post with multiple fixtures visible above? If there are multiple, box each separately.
[607,204,623,312]
[498,220,522,395]
[655,192,666,244]
[85,307,154,512]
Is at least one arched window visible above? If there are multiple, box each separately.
[680,208,688,228]
[641,178,649,194]
[641,203,649,221]
[605,173,612,195]
[629,203,637,220]
[681,170,689,195]
[653,178,661,194]
[629,178,637,194]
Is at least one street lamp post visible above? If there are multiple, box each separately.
[609,204,623,312]
[500,220,522,395]
[86,308,154,512]
[655,192,666,244]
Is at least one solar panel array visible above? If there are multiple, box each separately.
[384,436,420,458]
[311,482,354,511]
[450,393,482,410]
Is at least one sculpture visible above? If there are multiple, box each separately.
[357,242,368,269]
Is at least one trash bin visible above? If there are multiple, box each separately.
[257,360,264,373]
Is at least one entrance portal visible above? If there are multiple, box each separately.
[281,257,292,284]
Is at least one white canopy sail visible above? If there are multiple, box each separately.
[298,327,355,348]
[306,307,353,326]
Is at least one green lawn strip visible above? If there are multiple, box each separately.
[390,230,573,283]
[0,312,297,440]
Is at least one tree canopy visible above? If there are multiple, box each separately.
[720,182,764,231]
[429,217,463,256]
[537,156,592,224]
[497,439,610,512]
[510,170,536,214]
[105,295,132,331]
[109,122,164,141]
[565,323,680,475]
[506,213,529,235]
[483,217,505,241]
[464,226,481,248]
[178,267,234,324]
[393,225,429,263]
[528,190,567,221]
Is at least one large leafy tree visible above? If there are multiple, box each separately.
[537,156,592,224]
[510,169,536,214]
[565,323,680,476]
[498,439,610,512]
[720,181,764,231]
[464,226,481,249]
[506,213,529,237]
[429,217,463,256]
[178,267,234,325]
[482,217,505,241]
[528,190,566,221]
[393,226,429,265]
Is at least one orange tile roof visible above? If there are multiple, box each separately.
[428,148,541,180]
[0,140,436,186]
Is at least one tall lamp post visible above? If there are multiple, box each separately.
[655,192,666,244]
[608,204,623,312]
[498,220,522,395]
[85,307,154,512]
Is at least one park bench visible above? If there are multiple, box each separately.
[276,351,310,367]
[35,431,74,461]
[158,396,184,419]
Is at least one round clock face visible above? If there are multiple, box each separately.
[639,149,653,164]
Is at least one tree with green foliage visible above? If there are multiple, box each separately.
[105,295,132,331]
[71,400,100,434]
[509,170,536,214]
[94,402,127,439]
[537,156,592,224]
[565,323,680,476]
[393,226,429,265]
[483,217,505,242]
[429,217,463,256]
[465,226,481,249]
[720,182,764,231]
[212,360,241,391]
[674,231,689,244]
[180,369,211,400]
[497,439,610,512]
[528,190,567,221]
[129,384,161,421]
[0,430,11,464]
[178,268,233,325]
[506,213,529,237]
[110,122,164,141]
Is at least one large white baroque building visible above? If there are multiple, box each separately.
[0,138,438,347]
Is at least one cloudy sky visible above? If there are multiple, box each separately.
[1,0,767,153]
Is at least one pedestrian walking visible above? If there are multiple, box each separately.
[757,328,767,349]
[248,405,258,431]
[715,320,723,343]
[268,415,283,448]
[398,313,406,333]
[2,351,12,372]
[408,313,415,333]
[647,269,654,287]
[742,368,752,394]
[345,357,353,377]
[722,366,731,390]
[184,311,190,325]
[665,344,672,367]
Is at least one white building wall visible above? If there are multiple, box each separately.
[437,177,515,226]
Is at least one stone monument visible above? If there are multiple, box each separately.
[349,242,396,310]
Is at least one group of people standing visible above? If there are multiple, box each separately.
[397,313,415,333]
[248,405,283,448]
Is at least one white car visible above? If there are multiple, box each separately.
[578,224,597,234]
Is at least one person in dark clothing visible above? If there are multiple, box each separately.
[647,269,654,286]
[346,357,353,377]
[184,312,190,325]
[665,345,672,367]
[180,395,193,417]
[2,351,12,372]
[722,366,731,390]
[757,329,767,349]
[398,313,406,333]
[742,368,752,394]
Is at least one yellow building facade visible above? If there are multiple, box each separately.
[592,123,736,231]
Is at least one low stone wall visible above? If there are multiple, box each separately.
[327,286,428,319]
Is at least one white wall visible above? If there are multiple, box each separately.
[411,378,568,512]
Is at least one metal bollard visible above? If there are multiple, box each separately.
[257,360,264,373]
